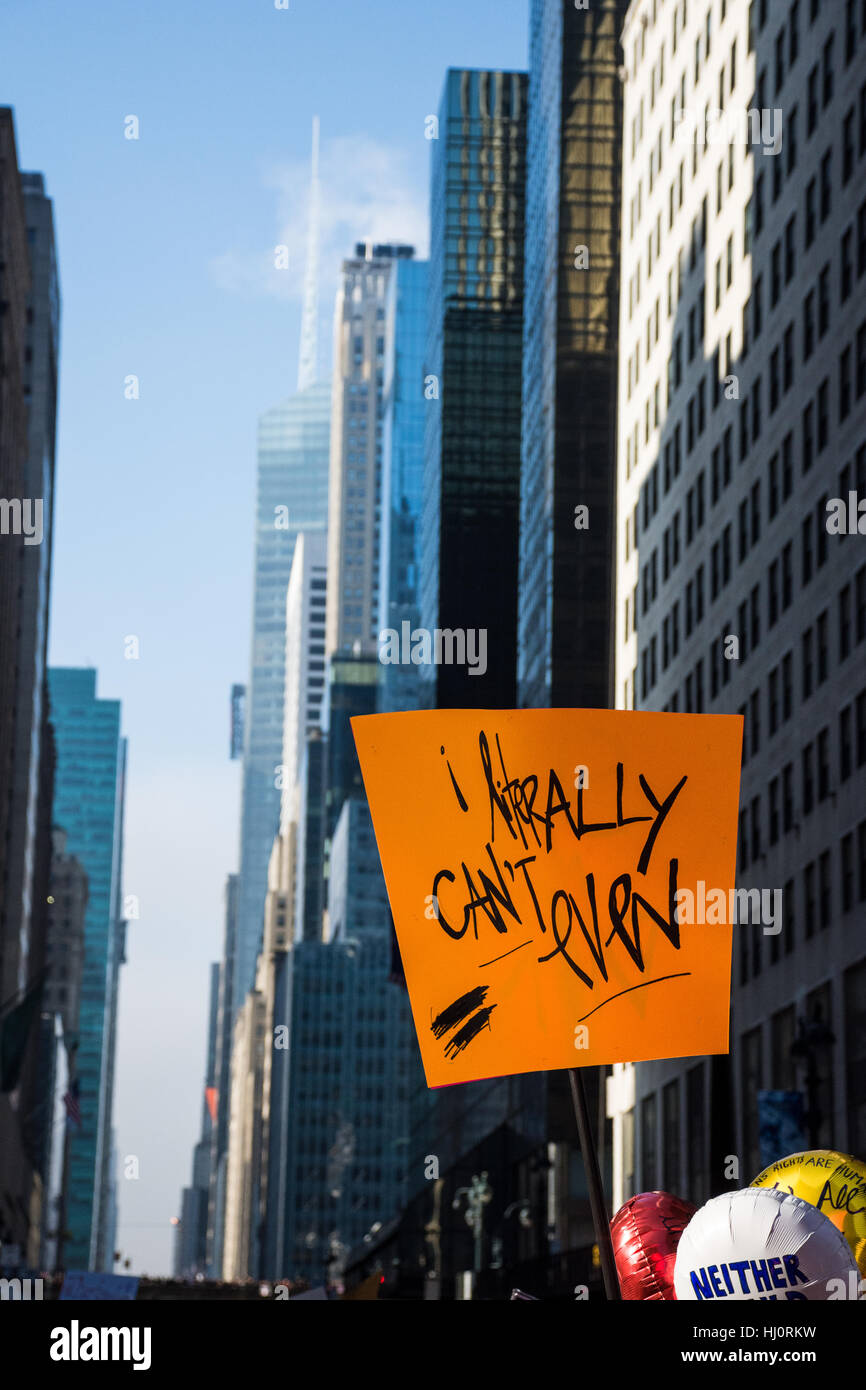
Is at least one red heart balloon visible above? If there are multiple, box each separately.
[611,1192,698,1300]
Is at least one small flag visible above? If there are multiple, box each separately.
[63,1078,81,1128]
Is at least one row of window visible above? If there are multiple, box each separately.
[635,410,865,648]
[737,821,866,955]
[636,959,865,1195]
[641,538,866,709]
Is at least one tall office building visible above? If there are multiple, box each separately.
[0,112,60,1267]
[420,68,527,709]
[519,0,626,708]
[293,730,328,946]
[378,256,429,714]
[175,963,219,1279]
[48,669,126,1270]
[205,874,238,1277]
[0,113,31,1001]
[325,242,415,663]
[232,379,330,1018]
[42,830,87,1267]
[609,0,866,1210]
[280,531,328,834]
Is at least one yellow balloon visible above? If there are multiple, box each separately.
[752,1150,866,1278]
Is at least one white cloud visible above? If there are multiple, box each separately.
[209,132,429,306]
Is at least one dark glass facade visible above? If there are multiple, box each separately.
[421,68,528,709]
[519,0,626,708]
[48,668,126,1270]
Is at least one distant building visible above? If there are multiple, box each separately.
[44,829,87,1042]
[229,685,245,761]
[281,532,328,834]
[232,379,330,1019]
[222,986,266,1283]
[420,68,528,708]
[42,828,87,1270]
[205,875,238,1278]
[48,669,127,1271]
[274,929,413,1285]
[176,963,219,1280]
[325,242,415,663]
[293,730,328,946]
[378,256,429,714]
[0,110,60,1269]
[518,0,624,708]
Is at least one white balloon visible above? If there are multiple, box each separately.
[674,1187,859,1301]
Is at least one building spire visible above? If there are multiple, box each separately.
[297,115,320,393]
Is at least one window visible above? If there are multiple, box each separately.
[819,850,832,928]
[782,651,793,719]
[802,513,814,584]
[807,64,818,135]
[843,107,855,185]
[840,346,852,421]
[818,727,831,801]
[817,377,829,450]
[802,627,814,698]
[803,289,815,359]
[768,558,779,627]
[787,104,798,175]
[820,149,833,222]
[840,704,853,781]
[783,762,794,831]
[817,609,829,682]
[818,264,830,336]
[782,541,793,608]
[802,743,814,815]
[822,32,834,107]
[769,451,779,516]
[840,584,852,660]
[805,178,816,246]
[841,833,854,913]
[841,227,853,303]
[771,240,781,305]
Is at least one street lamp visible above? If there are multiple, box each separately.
[790,1005,836,1148]
[452,1171,492,1275]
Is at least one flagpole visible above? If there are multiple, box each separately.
[568,1068,621,1301]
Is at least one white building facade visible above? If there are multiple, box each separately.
[611,0,866,1210]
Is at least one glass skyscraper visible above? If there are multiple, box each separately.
[280,930,414,1284]
[48,668,126,1270]
[420,67,528,709]
[378,256,428,714]
[518,0,625,708]
[232,380,331,1018]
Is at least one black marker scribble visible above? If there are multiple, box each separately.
[431,984,490,1039]
[441,744,469,811]
[479,939,533,968]
[443,1006,496,1059]
[576,972,692,1022]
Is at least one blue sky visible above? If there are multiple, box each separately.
[3,0,528,1274]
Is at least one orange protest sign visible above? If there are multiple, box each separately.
[352,707,743,1088]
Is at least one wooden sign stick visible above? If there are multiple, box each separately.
[568,1068,621,1301]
